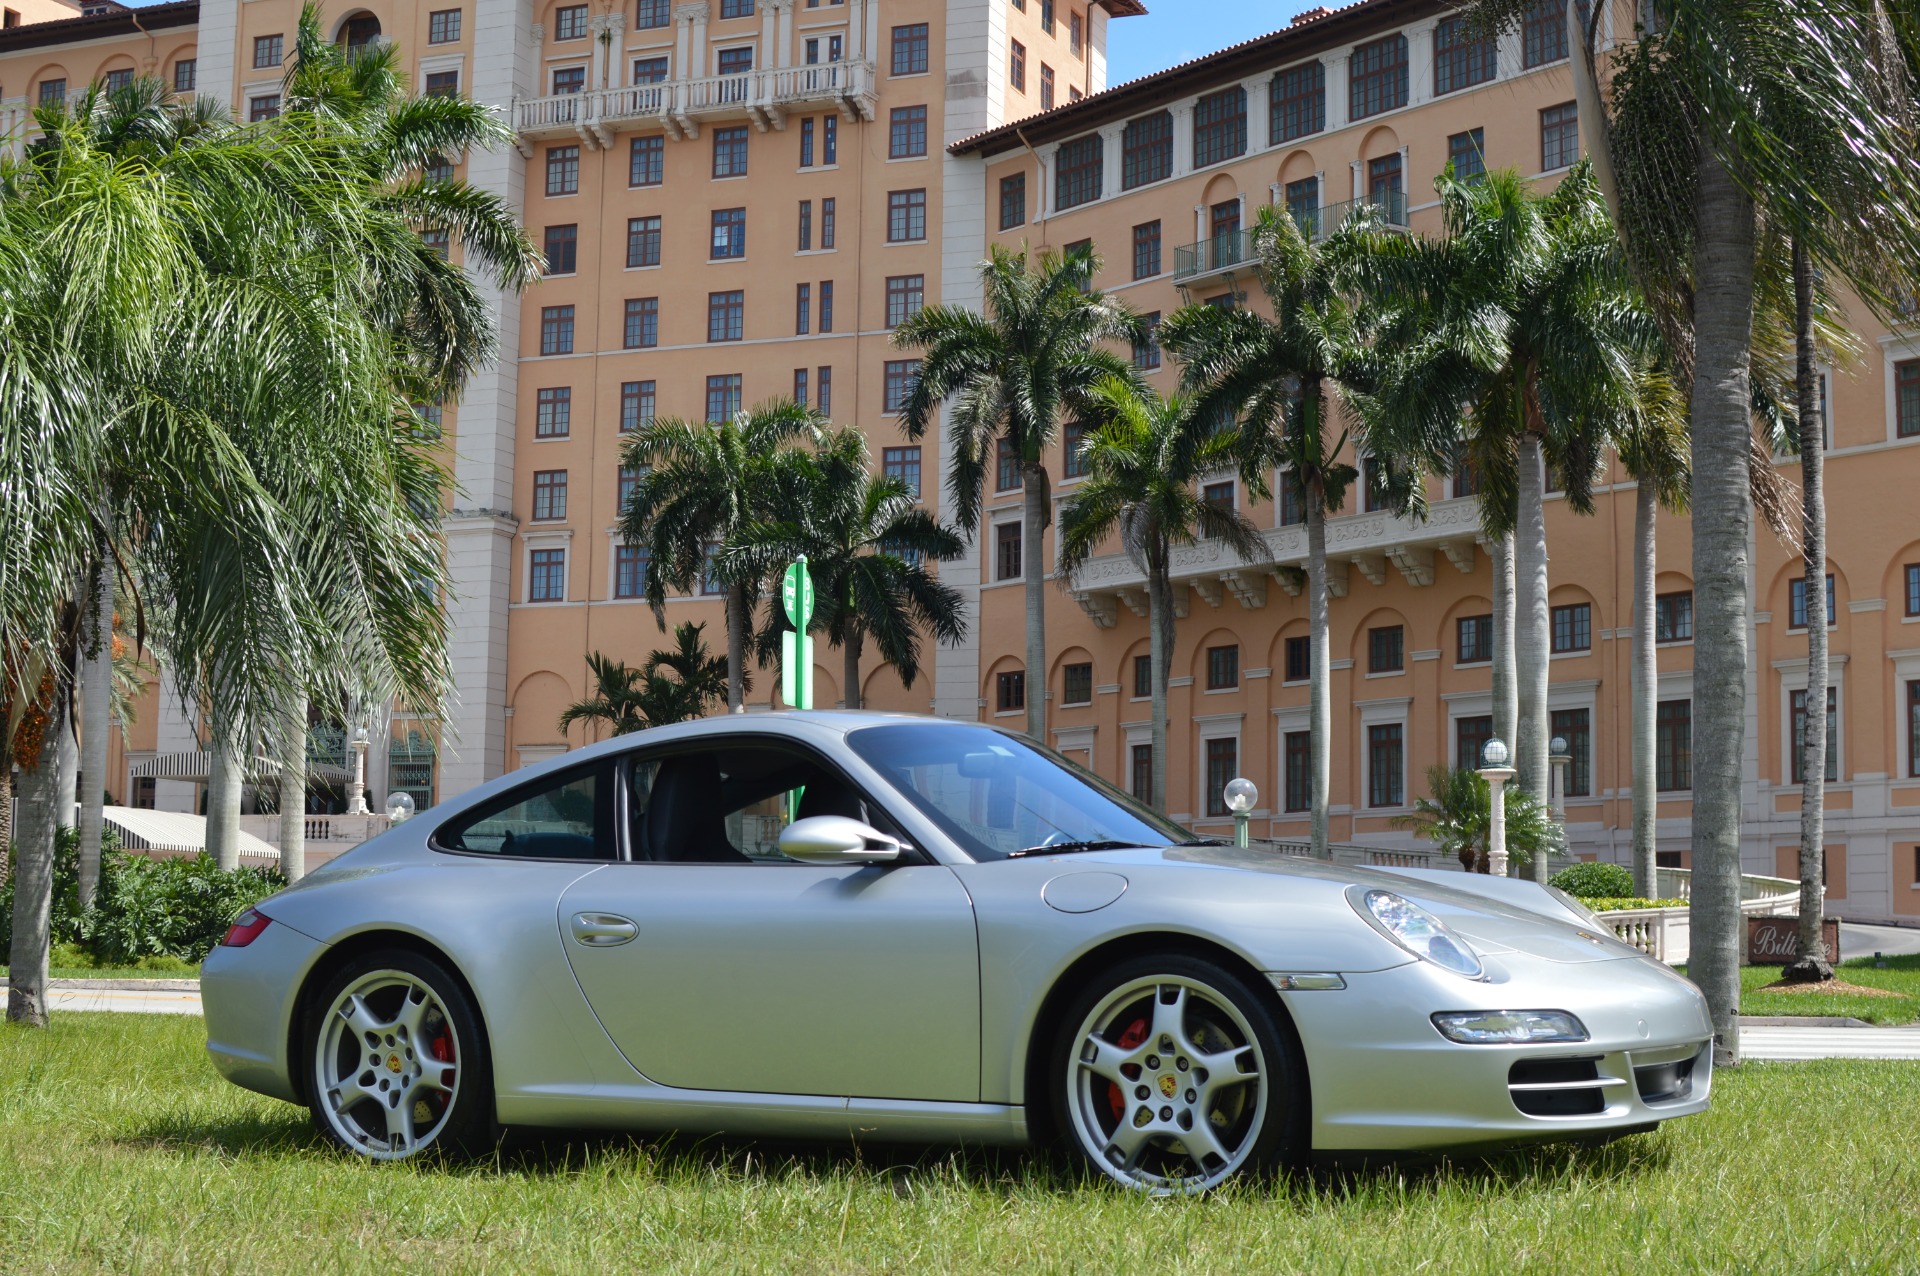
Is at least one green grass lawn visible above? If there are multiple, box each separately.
[1737,952,1920,1025]
[1,1015,1917,1273]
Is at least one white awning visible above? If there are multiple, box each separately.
[103,807,278,860]
[126,751,350,784]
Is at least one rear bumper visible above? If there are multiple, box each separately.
[202,918,328,1105]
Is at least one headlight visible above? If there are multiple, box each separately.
[1431,1009,1589,1044]
[1351,888,1484,979]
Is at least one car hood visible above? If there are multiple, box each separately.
[1048,843,1639,966]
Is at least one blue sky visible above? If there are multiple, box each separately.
[1105,2,1288,87]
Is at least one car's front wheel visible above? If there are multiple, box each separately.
[306,949,493,1161]
[1054,954,1303,1193]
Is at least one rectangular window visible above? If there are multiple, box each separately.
[619,380,655,432]
[249,95,282,122]
[174,59,197,92]
[1458,613,1493,664]
[1541,101,1580,171]
[1133,311,1162,371]
[632,55,669,82]
[1449,128,1486,180]
[886,274,924,327]
[701,544,724,595]
[1130,221,1162,280]
[823,115,837,164]
[713,126,749,177]
[995,437,1022,491]
[889,105,928,158]
[1269,62,1325,144]
[1360,455,1386,513]
[546,145,579,196]
[103,69,134,93]
[636,0,670,28]
[1906,563,1920,617]
[1457,715,1493,770]
[1368,724,1405,808]
[623,297,659,349]
[817,366,832,414]
[1656,699,1692,791]
[820,196,836,247]
[884,359,918,414]
[1114,111,1173,191]
[615,544,651,598]
[1205,738,1239,818]
[1070,10,1083,55]
[421,228,450,259]
[795,283,811,334]
[543,224,578,275]
[424,71,459,97]
[1551,707,1592,796]
[627,215,662,267]
[1203,480,1235,508]
[629,135,663,186]
[535,387,571,437]
[705,374,742,423]
[1000,173,1029,229]
[1524,0,1569,68]
[552,66,586,94]
[529,549,566,602]
[1283,731,1311,812]
[1789,687,1840,784]
[996,522,1022,580]
[1369,625,1404,674]
[532,469,568,521]
[819,280,834,332]
[1063,662,1093,706]
[1041,0,1055,33]
[1010,39,1026,91]
[711,207,746,259]
[1789,574,1836,629]
[892,23,929,75]
[1910,681,1920,777]
[254,34,284,68]
[792,367,809,406]
[799,117,815,167]
[1368,152,1403,205]
[717,46,754,77]
[1434,15,1496,95]
[1131,743,1154,802]
[1192,86,1248,168]
[797,199,814,251]
[1206,645,1240,691]
[719,0,752,16]
[1284,635,1311,683]
[539,306,574,355]
[616,465,640,514]
[1280,179,1319,242]
[888,189,927,242]
[1551,602,1592,653]
[997,670,1026,712]
[554,4,588,39]
[1350,34,1408,120]
[707,290,744,342]
[1063,421,1089,478]
[1040,64,1055,111]
[1896,359,1920,437]
[1655,590,1694,643]
[1133,654,1152,699]
[1278,470,1306,526]
[884,446,922,498]
[38,79,65,106]
[1054,134,1103,210]
[428,4,460,40]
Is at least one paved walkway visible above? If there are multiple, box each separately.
[1742,1024,1920,1061]
[1840,921,1920,960]
[42,985,204,1015]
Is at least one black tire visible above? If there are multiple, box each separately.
[304,948,495,1161]
[1048,952,1305,1192]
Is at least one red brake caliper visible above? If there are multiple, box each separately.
[1106,1017,1148,1122]
[430,1030,456,1098]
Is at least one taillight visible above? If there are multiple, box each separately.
[220,908,272,948]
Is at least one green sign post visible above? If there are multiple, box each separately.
[779,557,815,711]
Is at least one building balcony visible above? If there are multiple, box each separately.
[1174,194,1412,286]
[1067,494,1487,628]
[512,60,877,150]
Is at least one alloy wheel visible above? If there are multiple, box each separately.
[314,969,462,1160]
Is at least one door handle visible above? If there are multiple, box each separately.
[570,912,638,946]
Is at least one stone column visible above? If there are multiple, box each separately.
[1406,19,1437,107]
[674,4,693,75]
[1170,102,1193,176]
[1098,122,1125,201]
[1322,51,1348,133]
[862,0,879,65]
[774,0,794,68]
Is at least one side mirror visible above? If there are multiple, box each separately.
[778,815,901,865]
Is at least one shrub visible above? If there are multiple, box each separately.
[1582,897,1689,913]
[1550,861,1636,900]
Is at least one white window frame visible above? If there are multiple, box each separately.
[522,528,573,605]
[1194,712,1246,825]
[1358,696,1412,811]
[1774,657,1847,788]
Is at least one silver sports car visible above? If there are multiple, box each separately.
[203,712,1713,1193]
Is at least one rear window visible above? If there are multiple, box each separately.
[435,761,617,860]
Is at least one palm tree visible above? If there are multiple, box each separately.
[1158,201,1383,856]
[633,622,732,725]
[734,430,968,710]
[1057,379,1270,813]
[619,400,823,711]
[558,654,655,739]
[893,244,1139,740]
[1392,765,1560,875]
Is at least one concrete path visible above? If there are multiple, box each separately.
[1840,921,1920,961]
[43,985,204,1015]
[1742,1025,1920,1061]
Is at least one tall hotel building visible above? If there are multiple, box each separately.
[6,0,1920,920]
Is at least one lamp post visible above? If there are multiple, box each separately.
[1544,733,1571,884]
[346,725,371,816]
[1224,777,1258,849]
[1478,738,1516,876]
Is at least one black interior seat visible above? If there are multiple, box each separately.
[794,777,866,823]
[644,754,748,863]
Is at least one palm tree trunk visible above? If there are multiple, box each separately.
[279,693,308,883]
[1022,463,1050,741]
[1632,478,1660,899]
[75,550,113,909]
[1786,237,1832,983]
[1515,433,1550,821]
[7,670,73,1028]
[1491,531,1518,751]
[1148,543,1173,815]
[842,629,863,711]
[726,582,748,713]
[1565,0,1623,228]
[1688,134,1757,1065]
[205,722,243,872]
[1306,478,1331,859]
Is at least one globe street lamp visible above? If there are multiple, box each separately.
[385,790,417,824]
[1477,738,1516,877]
[346,725,371,816]
[1224,777,1258,849]
[1545,733,1572,883]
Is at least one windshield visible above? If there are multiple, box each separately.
[844,722,1192,862]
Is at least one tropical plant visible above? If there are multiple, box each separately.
[732,429,968,709]
[892,243,1140,740]
[1391,766,1560,875]
[558,653,655,739]
[556,625,732,739]
[1158,201,1386,854]
[618,401,823,713]
[1549,860,1636,902]
[1056,379,1270,812]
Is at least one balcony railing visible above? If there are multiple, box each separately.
[513,60,876,142]
[1317,189,1410,232]
[1172,228,1257,283]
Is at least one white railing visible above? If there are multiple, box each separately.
[1656,868,1805,915]
[237,813,390,852]
[513,60,875,137]
[1600,906,1682,960]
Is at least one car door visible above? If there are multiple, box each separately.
[558,739,981,1103]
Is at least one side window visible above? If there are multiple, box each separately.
[436,761,614,860]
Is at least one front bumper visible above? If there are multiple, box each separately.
[202,918,328,1105]
[1277,952,1713,1153]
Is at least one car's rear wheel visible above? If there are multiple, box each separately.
[1053,953,1302,1193]
[306,949,493,1161]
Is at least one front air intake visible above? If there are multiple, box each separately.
[1508,1057,1606,1117]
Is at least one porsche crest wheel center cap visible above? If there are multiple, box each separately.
[1158,1074,1178,1099]
[387,1054,403,1073]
